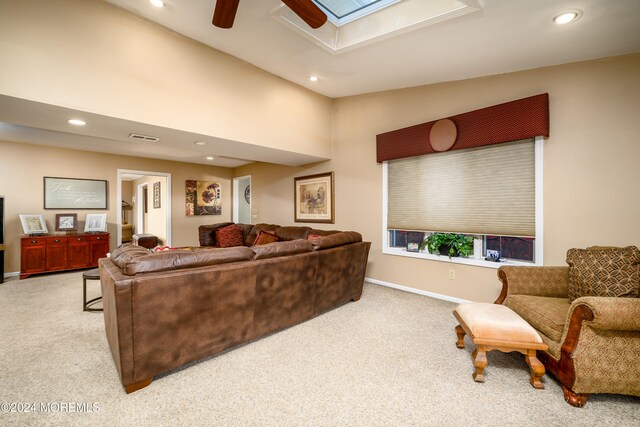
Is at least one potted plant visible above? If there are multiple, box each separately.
[420,232,474,258]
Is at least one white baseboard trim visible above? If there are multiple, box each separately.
[365,277,472,304]
[3,271,20,280]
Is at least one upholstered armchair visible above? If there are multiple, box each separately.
[495,246,640,407]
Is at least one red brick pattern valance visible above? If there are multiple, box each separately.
[376,93,549,163]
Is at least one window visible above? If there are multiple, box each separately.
[383,137,543,267]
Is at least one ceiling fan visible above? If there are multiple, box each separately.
[212,0,327,29]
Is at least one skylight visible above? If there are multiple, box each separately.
[274,0,481,54]
[313,0,401,25]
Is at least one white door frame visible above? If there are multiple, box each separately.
[232,175,251,224]
[117,169,172,246]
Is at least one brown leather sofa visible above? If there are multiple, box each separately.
[99,224,370,393]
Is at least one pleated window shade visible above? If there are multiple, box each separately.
[387,139,535,237]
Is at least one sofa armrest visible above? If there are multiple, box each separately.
[496,266,569,303]
[571,296,640,331]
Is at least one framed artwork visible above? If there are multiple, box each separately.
[406,242,420,252]
[19,214,48,235]
[84,213,107,233]
[185,180,222,216]
[44,177,108,209]
[153,181,161,209]
[55,213,77,231]
[294,172,334,224]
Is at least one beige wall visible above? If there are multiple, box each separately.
[0,140,233,273]
[236,54,640,302]
[0,0,332,158]
[131,175,167,244]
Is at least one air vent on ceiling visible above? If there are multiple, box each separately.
[128,133,159,142]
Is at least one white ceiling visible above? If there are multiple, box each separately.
[106,0,640,98]
[2,0,639,168]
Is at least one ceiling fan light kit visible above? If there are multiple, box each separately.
[213,0,327,29]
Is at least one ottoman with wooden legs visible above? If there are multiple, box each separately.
[453,303,548,389]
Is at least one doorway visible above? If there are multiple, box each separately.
[117,169,172,246]
[233,175,251,224]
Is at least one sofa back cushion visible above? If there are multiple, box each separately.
[252,239,313,260]
[118,246,254,275]
[567,246,640,302]
[311,231,362,250]
[215,224,245,248]
[275,226,311,241]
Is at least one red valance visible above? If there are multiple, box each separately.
[376,93,549,163]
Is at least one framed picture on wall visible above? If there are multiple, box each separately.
[19,214,49,235]
[153,181,161,209]
[294,172,334,224]
[55,213,77,231]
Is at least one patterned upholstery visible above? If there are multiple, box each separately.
[505,295,569,342]
[497,246,640,401]
[566,246,640,302]
[253,230,278,246]
[215,225,244,248]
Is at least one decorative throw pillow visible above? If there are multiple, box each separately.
[215,225,245,248]
[566,246,640,302]
[307,234,323,240]
[253,230,278,246]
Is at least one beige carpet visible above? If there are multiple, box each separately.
[0,272,638,426]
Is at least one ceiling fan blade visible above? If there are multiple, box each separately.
[282,0,327,29]
[212,0,240,29]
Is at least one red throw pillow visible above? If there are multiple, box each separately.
[253,230,278,246]
[307,234,323,240]
[215,225,245,248]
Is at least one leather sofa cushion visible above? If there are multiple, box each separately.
[275,226,311,241]
[311,231,362,250]
[252,239,313,260]
[307,228,340,240]
[215,224,245,248]
[119,246,254,275]
[505,295,570,342]
[566,246,640,302]
[110,244,151,267]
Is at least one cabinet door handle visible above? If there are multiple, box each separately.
[77,238,82,241]
[31,240,37,244]
[96,237,101,240]
[54,239,60,243]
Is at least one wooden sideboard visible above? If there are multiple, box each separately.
[20,232,109,279]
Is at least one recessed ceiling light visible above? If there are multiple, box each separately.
[206,156,214,161]
[150,0,165,7]
[553,10,581,25]
[309,75,319,82]
[194,141,206,146]
[67,119,86,126]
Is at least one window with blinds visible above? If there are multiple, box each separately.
[385,138,540,263]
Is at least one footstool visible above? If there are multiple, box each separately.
[453,303,548,389]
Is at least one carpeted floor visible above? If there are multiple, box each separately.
[0,272,638,426]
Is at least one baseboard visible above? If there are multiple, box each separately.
[3,271,19,280]
[365,277,471,304]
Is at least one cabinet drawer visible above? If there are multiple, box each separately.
[70,236,88,243]
[22,238,46,246]
[46,236,67,245]
[89,234,108,242]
